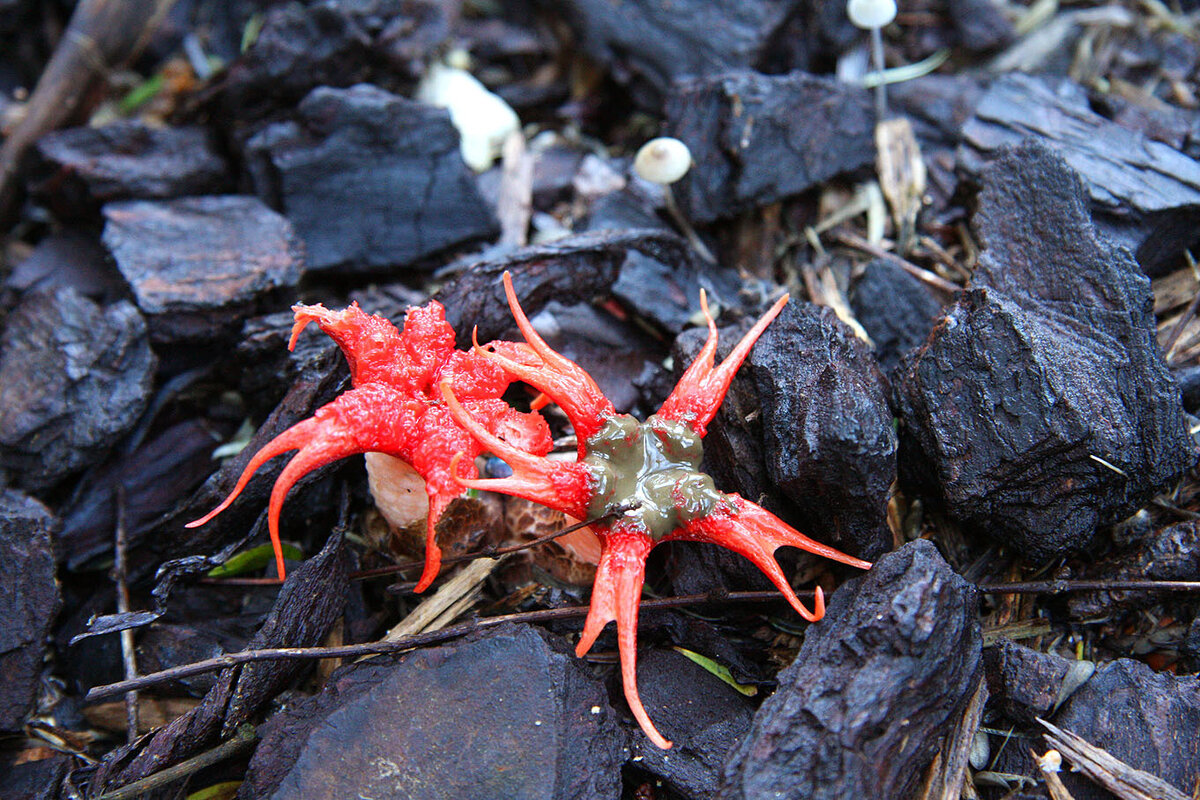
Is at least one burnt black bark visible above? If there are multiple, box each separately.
[0,489,60,732]
[666,70,875,223]
[240,624,623,800]
[895,142,1196,561]
[29,121,229,218]
[1052,659,1200,799]
[245,84,496,274]
[0,288,156,491]
[550,0,796,108]
[90,532,349,794]
[722,540,982,800]
[102,195,304,345]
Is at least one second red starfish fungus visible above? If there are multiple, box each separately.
[187,299,552,590]
[442,273,873,749]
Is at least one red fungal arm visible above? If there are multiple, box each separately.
[290,302,409,388]
[441,381,593,518]
[186,387,399,579]
[574,523,669,749]
[657,292,789,436]
[668,495,871,621]
[481,272,614,446]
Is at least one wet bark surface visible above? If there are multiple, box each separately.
[1,1,1199,797]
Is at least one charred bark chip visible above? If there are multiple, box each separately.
[4,229,123,298]
[57,419,220,570]
[91,532,349,792]
[676,302,894,562]
[626,648,755,800]
[1052,659,1200,800]
[0,489,60,732]
[434,228,689,344]
[551,0,796,108]
[1064,521,1200,617]
[961,74,1200,216]
[101,195,304,345]
[611,242,748,335]
[217,0,456,122]
[946,0,1015,51]
[0,289,156,491]
[850,259,945,377]
[240,624,622,800]
[29,121,229,218]
[746,303,896,561]
[157,346,348,567]
[721,540,982,800]
[982,637,1074,726]
[959,73,1200,275]
[895,142,1196,562]
[244,83,496,274]
[0,753,70,800]
[666,70,875,223]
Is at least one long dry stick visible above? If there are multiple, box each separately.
[0,0,178,222]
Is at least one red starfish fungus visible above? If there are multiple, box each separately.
[442,272,873,749]
[187,299,552,590]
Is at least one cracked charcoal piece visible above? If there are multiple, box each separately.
[91,533,349,792]
[217,0,454,122]
[0,754,70,800]
[946,0,1015,51]
[434,228,690,345]
[240,624,622,800]
[667,70,875,223]
[0,289,156,491]
[961,74,1200,216]
[0,490,60,732]
[675,303,894,562]
[722,540,982,800]
[102,195,304,345]
[245,83,496,273]
[850,259,945,376]
[4,229,121,297]
[960,73,1200,275]
[626,648,754,800]
[58,420,219,570]
[29,121,229,218]
[1064,520,1200,617]
[611,242,751,336]
[747,303,895,561]
[983,638,1073,726]
[552,0,795,108]
[1053,659,1200,800]
[895,142,1196,561]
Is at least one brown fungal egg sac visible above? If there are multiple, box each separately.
[504,497,601,586]
[582,415,724,539]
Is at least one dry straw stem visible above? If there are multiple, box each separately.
[1038,719,1192,800]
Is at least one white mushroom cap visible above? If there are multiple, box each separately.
[633,137,693,185]
[848,0,897,28]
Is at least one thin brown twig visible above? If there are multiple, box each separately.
[113,487,138,744]
[91,724,258,800]
[835,230,962,294]
[85,588,792,701]
[84,574,1200,703]
[200,503,640,586]
[976,579,1200,595]
[1163,290,1200,361]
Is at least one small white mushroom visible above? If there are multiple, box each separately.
[633,137,693,185]
[847,0,897,29]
